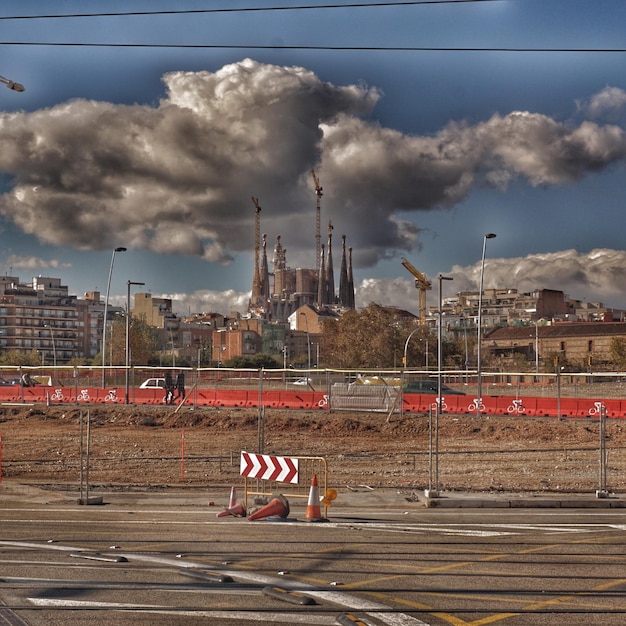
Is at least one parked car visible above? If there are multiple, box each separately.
[292,377,312,385]
[139,377,165,389]
[403,380,466,395]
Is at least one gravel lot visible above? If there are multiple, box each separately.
[1,403,625,495]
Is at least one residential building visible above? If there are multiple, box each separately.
[484,322,626,371]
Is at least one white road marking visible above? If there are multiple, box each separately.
[28,600,337,623]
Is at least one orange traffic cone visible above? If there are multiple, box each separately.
[216,486,242,517]
[228,487,238,509]
[247,494,290,521]
[304,474,326,522]
[217,502,246,518]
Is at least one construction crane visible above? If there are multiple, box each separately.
[311,170,323,266]
[250,196,262,308]
[401,257,432,326]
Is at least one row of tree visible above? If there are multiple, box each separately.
[2,303,626,371]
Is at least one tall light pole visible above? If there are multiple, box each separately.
[403,327,422,369]
[299,312,311,369]
[476,232,496,415]
[125,280,145,404]
[44,324,57,368]
[102,247,126,388]
[434,274,453,495]
[535,320,540,380]
[0,74,25,92]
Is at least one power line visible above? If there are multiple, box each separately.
[0,1,505,21]
[0,42,624,53]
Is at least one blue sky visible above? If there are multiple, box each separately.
[1,1,626,315]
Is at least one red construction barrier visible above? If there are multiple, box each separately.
[214,390,248,407]
[0,386,17,400]
[196,389,217,406]
[261,391,282,408]
[245,392,261,408]
[497,396,535,416]
[313,392,329,410]
[278,391,313,409]
[581,398,623,419]
[440,395,463,414]
[402,393,422,413]
[533,397,556,417]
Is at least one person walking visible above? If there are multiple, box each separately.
[164,371,175,405]
[175,371,185,402]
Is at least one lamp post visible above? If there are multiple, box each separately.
[101,247,126,388]
[299,312,311,369]
[434,274,454,495]
[0,74,25,92]
[44,324,57,368]
[125,280,145,404]
[476,233,496,415]
[169,328,176,367]
[403,327,422,369]
[535,320,540,379]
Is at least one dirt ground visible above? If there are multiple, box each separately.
[1,403,625,495]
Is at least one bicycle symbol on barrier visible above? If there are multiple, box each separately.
[76,389,90,402]
[507,399,525,414]
[467,397,485,412]
[588,401,606,416]
[430,396,448,412]
[104,389,118,402]
[50,388,64,401]
[317,394,329,408]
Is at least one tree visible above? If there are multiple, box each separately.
[320,304,410,368]
[106,316,159,366]
[610,337,626,370]
[225,353,279,369]
[0,349,42,367]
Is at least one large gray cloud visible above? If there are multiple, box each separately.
[0,59,625,271]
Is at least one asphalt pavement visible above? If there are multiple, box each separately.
[1,480,625,513]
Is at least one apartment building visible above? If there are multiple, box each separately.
[0,276,81,363]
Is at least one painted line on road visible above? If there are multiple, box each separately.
[27,599,338,624]
[8,540,431,626]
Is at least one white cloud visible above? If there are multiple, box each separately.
[3,254,72,272]
[357,249,626,314]
[578,86,626,119]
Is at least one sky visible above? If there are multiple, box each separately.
[1,0,626,316]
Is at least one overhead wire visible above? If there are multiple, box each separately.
[0,1,506,21]
[0,1,618,54]
[0,42,623,53]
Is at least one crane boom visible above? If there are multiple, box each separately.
[401,257,432,326]
[250,196,262,309]
[311,170,322,266]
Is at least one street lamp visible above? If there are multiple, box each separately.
[403,327,422,369]
[125,280,145,404]
[44,324,57,368]
[169,328,176,367]
[299,312,311,369]
[476,232,496,415]
[0,74,25,92]
[434,274,453,495]
[102,247,126,388]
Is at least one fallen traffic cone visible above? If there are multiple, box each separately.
[216,502,246,518]
[216,486,241,517]
[228,486,238,509]
[247,494,290,521]
[304,474,326,522]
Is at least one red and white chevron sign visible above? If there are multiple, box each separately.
[240,451,299,484]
